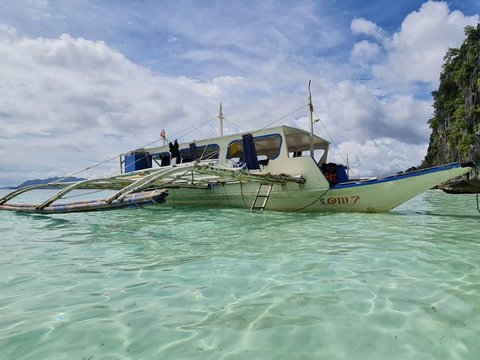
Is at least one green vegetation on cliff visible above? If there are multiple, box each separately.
[423,24,480,167]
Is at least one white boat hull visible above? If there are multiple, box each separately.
[162,163,471,212]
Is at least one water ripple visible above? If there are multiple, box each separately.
[0,190,479,359]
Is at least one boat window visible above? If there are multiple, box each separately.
[151,152,171,167]
[288,148,327,164]
[195,144,220,160]
[226,134,282,160]
[180,144,220,162]
[179,148,193,163]
[284,130,329,164]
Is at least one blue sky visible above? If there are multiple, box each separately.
[0,0,479,185]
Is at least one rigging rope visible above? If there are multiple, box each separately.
[49,103,309,186]
[223,184,232,207]
[313,109,349,167]
[187,104,308,164]
[476,192,480,214]
[240,182,248,208]
[47,114,220,185]
[259,105,308,131]
[49,135,168,186]
[312,108,357,177]
[222,116,245,133]
[62,189,107,199]
[174,115,219,141]
[294,188,330,212]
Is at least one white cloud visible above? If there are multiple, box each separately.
[330,138,427,177]
[350,40,382,67]
[351,17,386,41]
[0,24,17,41]
[336,0,479,175]
[314,81,430,146]
[1,1,479,186]
[0,25,312,185]
[372,1,479,86]
[0,29,227,184]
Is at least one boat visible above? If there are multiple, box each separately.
[0,85,475,214]
[111,130,471,213]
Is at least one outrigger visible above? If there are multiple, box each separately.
[0,85,475,214]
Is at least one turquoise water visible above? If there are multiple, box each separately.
[0,190,479,359]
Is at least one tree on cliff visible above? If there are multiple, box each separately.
[423,24,480,167]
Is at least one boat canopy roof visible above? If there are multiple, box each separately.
[123,125,330,156]
[282,126,330,152]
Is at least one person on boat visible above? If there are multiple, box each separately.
[169,140,181,164]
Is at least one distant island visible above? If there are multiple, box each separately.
[0,177,85,190]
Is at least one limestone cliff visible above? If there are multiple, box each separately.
[423,24,480,167]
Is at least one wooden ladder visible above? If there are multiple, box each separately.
[251,184,273,211]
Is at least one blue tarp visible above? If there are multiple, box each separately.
[242,134,260,170]
[125,153,152,173]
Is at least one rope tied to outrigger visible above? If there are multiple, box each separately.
[476,192,480,214]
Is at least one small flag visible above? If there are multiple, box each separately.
[160,129,166,139]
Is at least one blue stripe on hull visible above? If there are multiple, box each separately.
[332,163,463,189]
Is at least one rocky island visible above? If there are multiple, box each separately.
[423,24,480,193]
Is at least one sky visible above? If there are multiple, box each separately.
[0,0,479,185]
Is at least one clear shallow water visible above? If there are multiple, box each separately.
[0,190,479,359]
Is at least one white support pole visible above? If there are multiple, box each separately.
[218,102,224,137]
[308,80,314,159]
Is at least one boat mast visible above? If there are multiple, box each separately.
[218,102,224,136]
[308,80,314,159]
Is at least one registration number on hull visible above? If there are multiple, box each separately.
[320,195,360,205]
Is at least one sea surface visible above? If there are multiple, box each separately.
[0,189,479,359]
